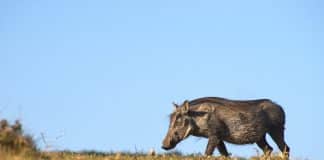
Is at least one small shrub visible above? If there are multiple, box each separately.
[0,119,37,154]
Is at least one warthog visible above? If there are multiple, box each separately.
[162,97,290,157]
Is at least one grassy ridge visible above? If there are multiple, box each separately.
[0,150,289,160]
[0,119,290,160]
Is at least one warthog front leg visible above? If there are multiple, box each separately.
[205,136,217,155]
[205,136,229,156]
[217,141,229,156]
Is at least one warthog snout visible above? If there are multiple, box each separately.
[161,145,170,150]
[161,141,176,150]
[162,134,177,150]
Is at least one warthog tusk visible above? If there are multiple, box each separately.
[183,126,191,139]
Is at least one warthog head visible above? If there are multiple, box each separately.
[162,100,195,150]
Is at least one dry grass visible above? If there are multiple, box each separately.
[0,119,290,160]
[0,149,290,160]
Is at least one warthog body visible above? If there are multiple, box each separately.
[162,97,290,157]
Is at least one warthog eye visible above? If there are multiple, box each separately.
[173,117,181,125]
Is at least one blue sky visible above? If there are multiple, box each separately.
[1,0,323,159]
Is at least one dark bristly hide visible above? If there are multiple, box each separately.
[162,97,290,157]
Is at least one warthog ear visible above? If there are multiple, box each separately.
[173,102,179,111]
[183,100,190,113]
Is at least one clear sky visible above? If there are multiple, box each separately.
[1,0,323,159]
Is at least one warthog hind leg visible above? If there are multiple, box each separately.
[256,135,273,155]
[269,128,290,157]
